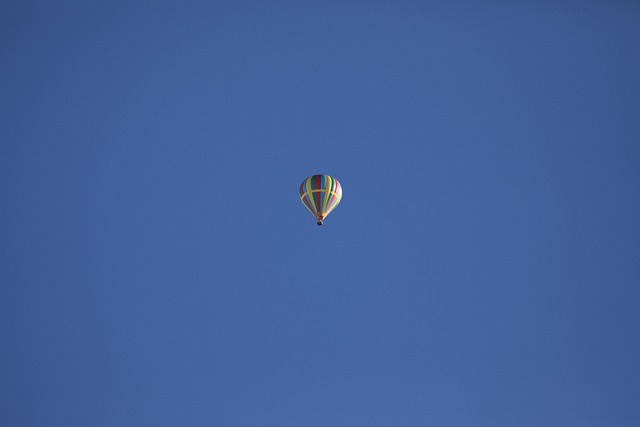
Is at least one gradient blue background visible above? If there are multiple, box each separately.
[2,1,640,426]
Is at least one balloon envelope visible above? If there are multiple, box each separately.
[299,175,342,224]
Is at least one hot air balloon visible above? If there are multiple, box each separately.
[299,174,342,226]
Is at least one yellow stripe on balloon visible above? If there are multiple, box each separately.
[322,176,332,213]
[305,179,317,213]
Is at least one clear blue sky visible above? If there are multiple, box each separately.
[2,1,640,426]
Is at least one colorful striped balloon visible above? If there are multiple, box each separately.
[299,175,342,225]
